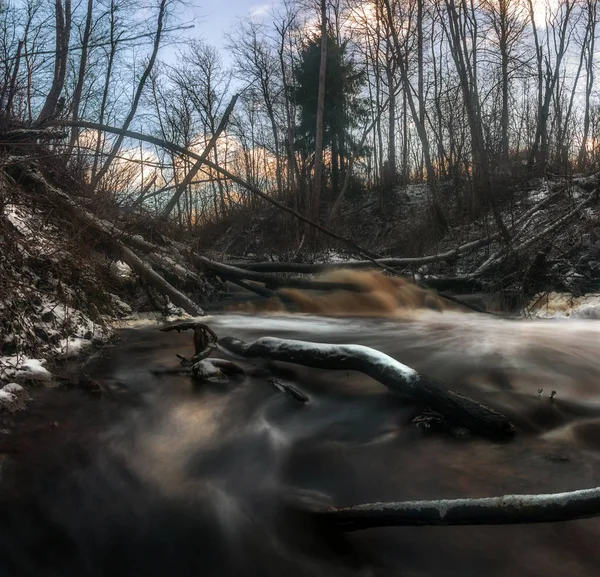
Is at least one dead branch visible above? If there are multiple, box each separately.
[316,485,600,530]
[207,358,246,376]
[159,321,217,354]
[217,336,515,439]
[268,378,310,403]
[161,93,239,218]
[0,129,68,143]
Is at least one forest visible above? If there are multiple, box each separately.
[1,0,598,233]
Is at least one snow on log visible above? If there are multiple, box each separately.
[217,337,515,439]
[118,244,203,316]
[316,485,600,530]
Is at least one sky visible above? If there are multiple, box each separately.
[169,0,279,59]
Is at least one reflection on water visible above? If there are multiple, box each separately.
[3,308,600,577]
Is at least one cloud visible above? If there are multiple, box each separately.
[249,3,271,19]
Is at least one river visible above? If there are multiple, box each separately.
[2,309,600,576]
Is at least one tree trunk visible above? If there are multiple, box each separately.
[500,35,509,162]
[527,0,574,172]
[444,0,510,242]
[384,0,448,232]
[386,42,396,185]
[37,0,71,124]
[311,0,328,225]
[67,0,94,154]
[579,0,597,169]
[92,0,117,180]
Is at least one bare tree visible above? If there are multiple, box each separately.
[441,0,510,241]
[228,20,284,197]
[91,0,169,189]
[579,0,598,168]
[482,0,527,162]
[527,0,576,172]
[384,0,449,231]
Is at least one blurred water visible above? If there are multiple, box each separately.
[3,310,600,576]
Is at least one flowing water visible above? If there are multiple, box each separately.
[3,276,600,576]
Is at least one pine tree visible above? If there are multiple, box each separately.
[292,33,367,201]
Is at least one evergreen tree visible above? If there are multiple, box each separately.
[292,34,367,199]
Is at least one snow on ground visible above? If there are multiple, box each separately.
[0,356,53,383]
[529,180,550,203]
[1,201,129,387]
[528,292,600,319]
[0,382,30,412]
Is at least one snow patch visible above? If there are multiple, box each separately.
[0,382,29,412]
[192,359,226,381]
[0,356,52,382]
[529,292,600,319]
[112,260,134,279]
[56,337,89,360]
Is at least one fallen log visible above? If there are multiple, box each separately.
[16,166,204,316]
[315,485,600,530]
[217,336,515,439]
[226,278,277,298]
[472,189,596,277]
[116,244,203,316]
[231,247,491,272]
[230,261,332,273]
[194,256,370,292]
[233,188,571,274]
